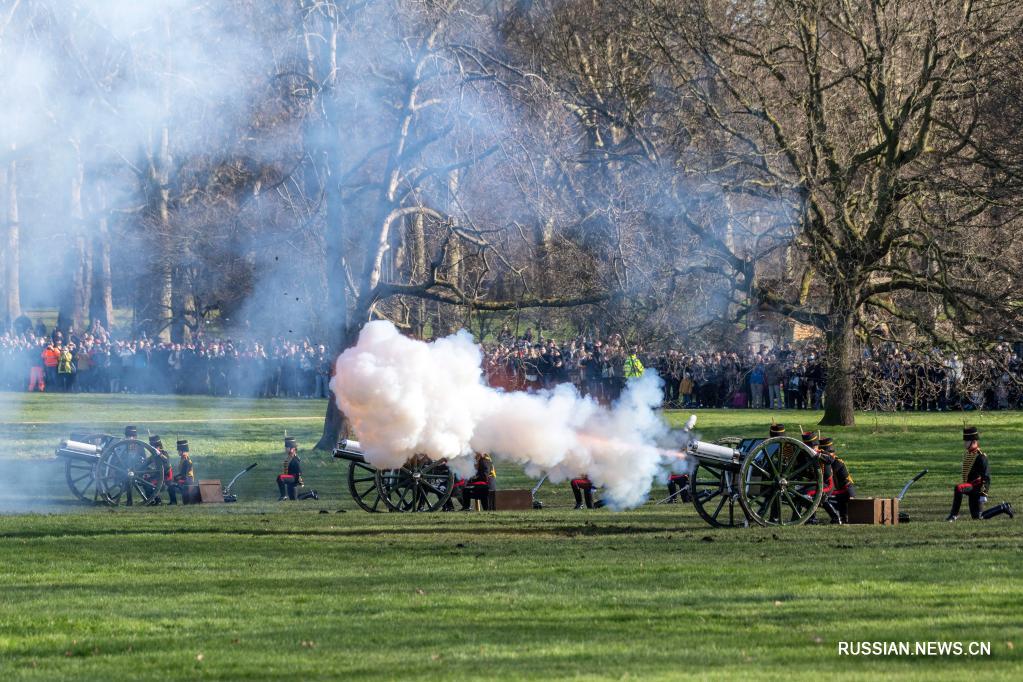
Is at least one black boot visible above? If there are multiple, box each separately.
[981,502,1015,520]
[821,500,842,524]
[947,489,964,521]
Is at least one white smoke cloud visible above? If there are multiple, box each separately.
[331,321,682,509]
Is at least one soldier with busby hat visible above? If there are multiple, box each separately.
[819,437,855,523]
[146,435,173,505]
[947,427,1013,521]
[277,436,304,500]
[801,429,841,524]
[166,439,195,505]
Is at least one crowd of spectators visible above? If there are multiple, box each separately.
[3,317,1022,411]
[0,320,332,398]
[481,327,1023,412]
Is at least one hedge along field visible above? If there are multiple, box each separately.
[0,392,1021,680]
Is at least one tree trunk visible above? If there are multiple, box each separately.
[90,183,114,330]
[533,217,554,297]
[58,155,92,333]
[819,310,857,426]
[315,125,351,450]
[435,170,461,336]
[1,157,21,322]
[170,264,191,342]
[409,212,427,338]
[0,167,5,326]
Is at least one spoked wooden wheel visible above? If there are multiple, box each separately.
[375,458,454,512]
[738,436,823,526]
[347,460,385,513]
[65,458,100,503]
[689,460,745,527]
[96,439,166,507]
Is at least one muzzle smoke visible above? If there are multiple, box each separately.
[331,321,683,508]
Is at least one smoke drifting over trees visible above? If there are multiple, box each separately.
[1,1,1022,435]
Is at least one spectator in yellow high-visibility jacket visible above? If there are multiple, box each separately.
[623,349,645,379]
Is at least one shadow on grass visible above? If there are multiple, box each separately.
[0,522,685,542]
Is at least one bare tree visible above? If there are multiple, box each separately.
[635,0,1023,424]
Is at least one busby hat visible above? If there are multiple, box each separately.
[963,426,979,442]
[819,436,834,453]
[801,430,819,447]
[769,423,786,437]
[176,439,189,452]
[284,436,297,450]
[124,425,138,438]
[149,435,163,448]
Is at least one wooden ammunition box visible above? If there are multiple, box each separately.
[198,480,224,504]
[847,497,899,525]
[493,489,534,511]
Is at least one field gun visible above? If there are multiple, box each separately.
[669,416,825,528]
[56,433,166,506]
[333,439,455,513]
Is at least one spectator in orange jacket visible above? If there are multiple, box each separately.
[41,342,60,392]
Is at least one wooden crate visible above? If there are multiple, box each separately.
[493,489,533,511]
[198,480,224,504]
[847,497,898,525]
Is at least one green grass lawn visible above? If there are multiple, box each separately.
[1,392,1021,680]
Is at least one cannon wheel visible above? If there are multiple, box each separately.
[64,433,116,504]
[347,460,386,513]
[65,458,100,503]
[375,458,454,512]
[96,439,166,507]
[689,437,746,528]
[737,436,823,526]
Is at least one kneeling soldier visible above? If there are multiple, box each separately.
[801,430,840,524]
[146,435,173,505]
[461,452,496,510]
[819,437,855,523]
[166,440,194,505]
[667,473,691,503]
[571,476,596,509]
[947,426,1014,521]
[277,436,303,500]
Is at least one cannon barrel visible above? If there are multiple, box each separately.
[688,439,740,463]
[668,415,741,464]
[56,440,102,462]
[332,438,367,464]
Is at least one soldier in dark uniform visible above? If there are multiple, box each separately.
[571,476,596,509]
[801,430,841,524]
[666,473,691,503]
[461,452,496,510]
[819,437,855,523]
[121,425,145,505]
[277,436,303,500]
[146,435,173,505]
[762,423,788,522]
[167,439,195,505]
[947,426,1014,521]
